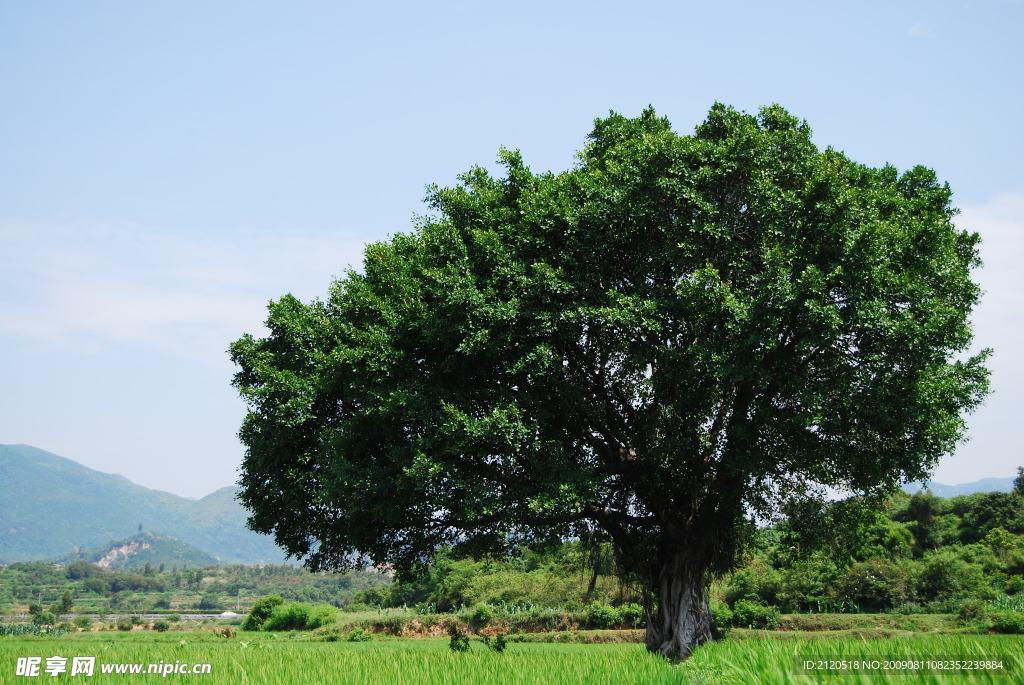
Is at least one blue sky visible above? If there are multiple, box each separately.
[1,0,1021,497]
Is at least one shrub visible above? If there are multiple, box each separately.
[731,600,780,629]
[469,604,492,627]
[306,605,337,630]
[991,611,1024,634]
[32,612,55,626]
[197,593,220,610]
[617,603,645,628]
[585,602,618,629]
[480,633,508,652]
[836,558,913,611]
[167,614,181,623]
[72,616,92,630]
[346,628,372,642]
[242,595,284,631]
[116,617,134,631]
[957,599,987,624]
[917,550,986,601]
[446,621,470,652]
[723,557,782,607]
[153,620,170,632]
[264,602,311,631]
[353,587,390,608]
[710,600,733,639]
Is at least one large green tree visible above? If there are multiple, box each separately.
[231,104,989,659]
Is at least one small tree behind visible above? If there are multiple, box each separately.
[241,594,284,631]
[58,590,74,617]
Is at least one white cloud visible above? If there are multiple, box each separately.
[0,218,369,366]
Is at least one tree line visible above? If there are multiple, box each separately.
[4,480,1023,630]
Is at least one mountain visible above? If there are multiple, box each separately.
[0,444,286,565]
[901,478,1016,497]
[52,531,218,569]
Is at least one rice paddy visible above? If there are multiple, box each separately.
[2,632,1022,684]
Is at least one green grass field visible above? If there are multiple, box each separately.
[2,633,1022,684]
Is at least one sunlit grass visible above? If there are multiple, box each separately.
[0,639,684,684]
[3,632,1022,684]
[688,634,1024,685]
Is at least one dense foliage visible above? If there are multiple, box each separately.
[231,104,988,658]
[723,488,1024,617]
[4,487,1023,631]
[0,561,387,615]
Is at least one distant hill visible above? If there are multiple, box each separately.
[0,444,286,565]
[51,531,218,569]
[901,477,1016,498]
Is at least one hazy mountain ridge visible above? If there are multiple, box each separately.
[901,478,1016,497]
[0,444,285,565]
[2,443,1015,566]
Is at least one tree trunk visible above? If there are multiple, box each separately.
[645,553,712,661]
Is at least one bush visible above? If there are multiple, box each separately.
[917,550,986,601]
[153,620,170,632]
[469,604,492,627]
[723,558,782,607]
[72,616,92,630]
[346,628,372,642]
[836,558,913,611]
[585,602,618,629]
[264,602,311,631]
[480,633,508,652]
[991,611,1024,634]
[447,621,470,652]
[242,595,284,631]
[710,600,733,639]
[353,587,390,608]
[197,593,220,610]
[306,604,337,630]
[731,600,780,629]
[957,600,987,624]
[617,602,645,628]
[31,612,55,626]
[116,617,134,631]
[167,614,181,623]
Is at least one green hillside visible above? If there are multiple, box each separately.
[0,444,285,565]
[51,531,218,569]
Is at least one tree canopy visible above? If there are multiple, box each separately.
[231,103,989,658]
